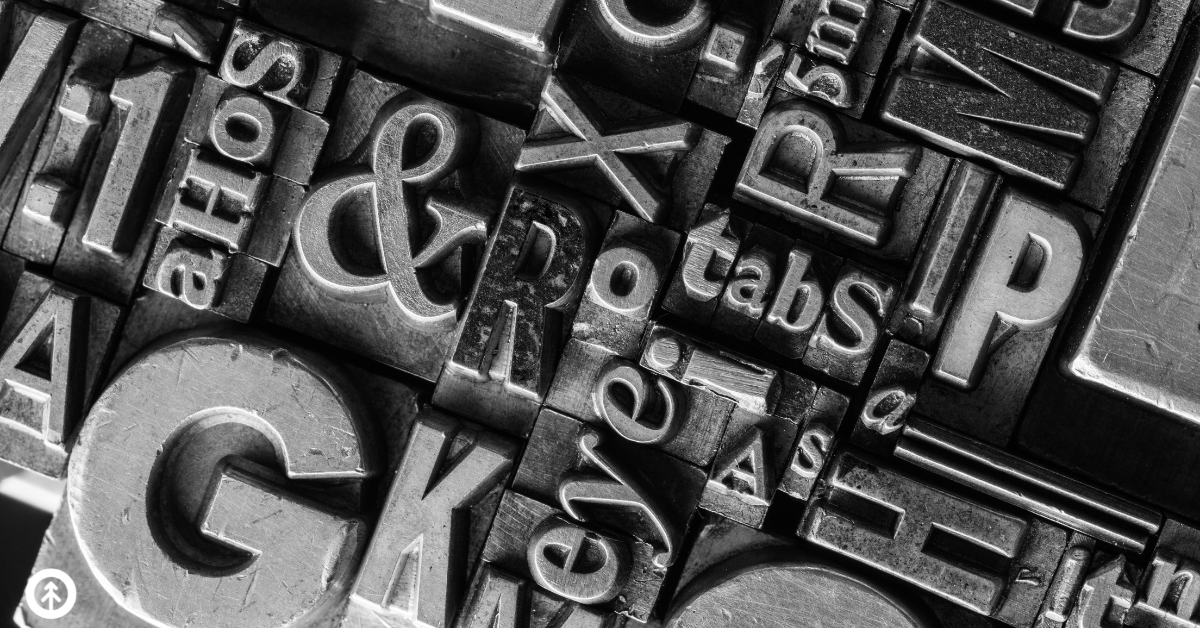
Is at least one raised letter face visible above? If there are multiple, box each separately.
[881,1,1114,191]
[736,101,919,249]
[434,184,605,435]
[527,517,631,605]
[350,411,517,628]
[934,190,1086,390]
[68,332,376,628]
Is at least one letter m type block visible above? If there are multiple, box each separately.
[881,0,1114,192]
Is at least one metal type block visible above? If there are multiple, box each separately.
[700,395,806,528]
[778,384,847,501]
[1070,67,1153,213]
[17,341,421,628]
[771,0,902,77]
[47,0,223,65]
[347,410,517,628]
[143,225,268,323]
[933,189,1087,390]
[248,0,552,125]
[5,22,132,267]
[65,331,377,628]
[1109,0,1189,77]
[641,324,780,415]
[736,99,952,260]
[668,512,794,602]
[1065,553,1136,628]
[685,0,784,119]
[555,0,714,112]
[0,2,80,236]
[920,324,1057,447]
[574,212,680,358]
[0,270,121,407]
[517,74,726,230]
[219,19,345,114]
[176,72,329,185]
[1018,362,1200,525]
[55,52,194,304]
[1062,32,1200,429]
[544,338,734,468]
[313,69,520,189]
[268,69,524,383]
[456,563,619,628]
[228,174,302,267]
[1126,520,1200,627]
[481,490,664,621]
[881,0,1148,208]
[803,450,1068,624]
[978,0,1185,77]
[737,38,788,128]
[512,407,706,569]
[428,0,571,56]
[666,547,936,628]
[666,514,945,628]
[851,338,929,455]
[106,287,226,378]
[921,194,1091,445]
[895,418,1161,552]
[888,161,999,348]
[662,204,751,326]
[752,240,841,361]
[687,15,756,116]
[1034,533,1095,628]
[778,48,875,119]
[156,147,269,252]
[699,425,777,528]
[434,184,610,436]
[803,262,898,385]
[712,224,791,341]
[0,275,121,479]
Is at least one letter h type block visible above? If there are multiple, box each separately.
[803,451,1067,626]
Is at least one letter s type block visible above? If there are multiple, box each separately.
[67,332,377,628]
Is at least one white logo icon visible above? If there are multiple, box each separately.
[25,569,76,619]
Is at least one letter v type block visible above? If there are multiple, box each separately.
[349,411,518,628]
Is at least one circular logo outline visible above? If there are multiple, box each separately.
[24,568,77,619]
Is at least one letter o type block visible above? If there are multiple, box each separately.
[68,332,375,628]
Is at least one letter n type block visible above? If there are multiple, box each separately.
[349,411,518,628]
